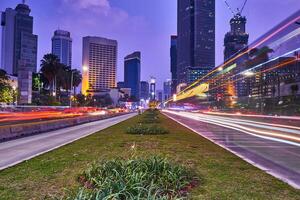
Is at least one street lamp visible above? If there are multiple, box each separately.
[243,70,255,77]
[12,86,17,105]
[83,66,88,72]
[69,70,74,108]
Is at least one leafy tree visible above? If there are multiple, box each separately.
[0,69,14,103]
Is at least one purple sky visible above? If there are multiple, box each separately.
[0,0,299,89]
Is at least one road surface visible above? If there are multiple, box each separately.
[163,110,300,189]
[0,113,136,170]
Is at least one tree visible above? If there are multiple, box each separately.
[71,69,82,95]
[40,54,60,93]
[0,69,14,103]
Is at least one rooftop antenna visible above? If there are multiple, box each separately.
[224,0,248,16]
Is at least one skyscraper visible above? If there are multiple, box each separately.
[170,35,177,95]
[224,14,249,61]
[224,13,249,98]
[177,0,215,84]
[163,79,172,101]
[156,90,163,102]
[149,77,156,100]
[52,30,72,67]
[140,81,149,100]
[1,2,38,75]
[124,51,141,100]
[81,36,117,95]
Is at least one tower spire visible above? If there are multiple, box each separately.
[22,0,25,4]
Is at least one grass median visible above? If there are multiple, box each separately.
[0,111,299,199]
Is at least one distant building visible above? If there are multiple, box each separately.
[1,2,38,75]
[120,88,131,97]
[156,90,163,102]
[52,29,72,67]
[117,81,125,89]
[224,14,249,61]
[177,0,215,84]
[224,13,249,98]
[149,77,156,100]
[140,81,149,100]
[124,51,141,100]
[163,79,172,101]
[81,36,117,95]
[187,67,211,84]
[170,35,177,94]
[18,61,32,104]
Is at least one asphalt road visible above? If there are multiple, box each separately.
[163,110,300,189]
[0,113,136,171]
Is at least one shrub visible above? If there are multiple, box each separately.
[126,124,168,135]
[68,157,198,200]
[139,118,160,124]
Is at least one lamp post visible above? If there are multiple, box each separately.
[69,70,74,108]
[12,85,17,106]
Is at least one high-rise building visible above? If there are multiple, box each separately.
[117,81,125,89]
[224,14,249,61]
[124,51,141,100]
[81,36,117,95]
[224,13,249,98]
[156,90,163,102]
[1,2,38,75]
[163,79,172,101]
[52,30,72,67]
[177,0,215,84]
[140,81,149,100]
[170,35,178,94]
[149,77,156,100]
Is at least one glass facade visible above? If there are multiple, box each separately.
[140,81,149,100]
[124,52,141,100]
[177,0,215,84]
[170,35,177,95]
[1,3,37,75]
[52,30,72,67]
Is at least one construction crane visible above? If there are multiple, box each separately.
[223,0,248,16]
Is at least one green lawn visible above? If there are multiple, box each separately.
[0,112,299,199]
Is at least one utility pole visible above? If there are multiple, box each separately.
[69,71,74,108]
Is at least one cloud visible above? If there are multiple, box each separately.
[63,0,111,13]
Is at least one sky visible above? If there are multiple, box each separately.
[0,0,299,89]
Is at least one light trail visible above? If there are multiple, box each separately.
[207,57,299,93]
[204,47,300,87]
[174,15,300,97]
[203,111,300,121]
[0,111,83,123]
[164,110,300,147]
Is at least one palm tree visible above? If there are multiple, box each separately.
[71,69,82,95]
[40,54,60,94]
[0,69,9,81]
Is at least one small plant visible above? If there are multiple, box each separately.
[67,156,198,199]
[139,118,160,124]
[126,124,168,135]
